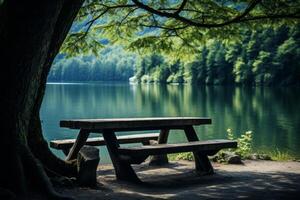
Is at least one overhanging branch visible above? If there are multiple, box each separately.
[174,0,188,15]
[132,0,299,28]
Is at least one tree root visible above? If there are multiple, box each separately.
[28,113,77,178]
[0,187,16,200]
[20,143,73,200]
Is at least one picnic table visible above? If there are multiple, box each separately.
[57,117,237,182]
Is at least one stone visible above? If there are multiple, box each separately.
[221,151,243,164]
[249,153,259,160]
[227,155,243,164]
[77,145,100,186]
[210,151,242,164]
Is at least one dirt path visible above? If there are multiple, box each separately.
[58,160,300,199]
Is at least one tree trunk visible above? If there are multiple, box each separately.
[0,0,84,198]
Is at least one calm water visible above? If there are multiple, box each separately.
[41,82,300,162]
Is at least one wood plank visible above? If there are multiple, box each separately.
[50,133,160,149]
[65,129,90,161]
[157,129,169,144]
[102,130,141,183]
[60,117,211,130]
[183,125,211,173]
[149,129,169,165]
[118,140,237,156]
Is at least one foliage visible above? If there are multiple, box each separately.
[227,128,252,158]
[131,25,300,86]
[48,46,135,81]
[60,0,300,59]
[54,1,300,85]
[50,24,300,85]
[168,152,194,161]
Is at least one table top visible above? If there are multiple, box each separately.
[60,117,211,131]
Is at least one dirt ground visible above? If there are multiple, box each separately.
[58,160,300,199]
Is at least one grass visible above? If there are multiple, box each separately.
[262,149,295,161]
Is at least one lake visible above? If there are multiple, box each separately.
[41,82,300,163]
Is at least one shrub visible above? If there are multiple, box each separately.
[227,128,253,159]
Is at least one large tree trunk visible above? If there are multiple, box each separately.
[0,0,84,198]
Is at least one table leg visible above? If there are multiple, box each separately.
[66,129,90,161]
[102,130,141,183]
[149,129,169,166]
[184,126,214,175]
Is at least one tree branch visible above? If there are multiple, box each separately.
[139,23,189,31]
[119,7,139,25]
[174,0,188,15]
[132,0,299,28]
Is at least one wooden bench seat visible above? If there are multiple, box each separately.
[50,133,159,154]
[118,139,237,157]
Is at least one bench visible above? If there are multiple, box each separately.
[118,139,236,157]
[58,117,237,183]
[50,133,160,156]
[118,139,237,166]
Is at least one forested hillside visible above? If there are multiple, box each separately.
[134,25,300,86]
[48,46,135,81]
[49,25,299,85]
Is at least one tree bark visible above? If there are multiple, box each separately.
[0,0,84,198]
[27,0,85,178]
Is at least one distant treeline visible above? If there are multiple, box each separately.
[48,46,135,82]
[49,25,300,85]
[133,25,300,86]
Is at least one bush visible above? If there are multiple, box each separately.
[227,128,252,159]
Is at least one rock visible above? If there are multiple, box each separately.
[227,155,243,164]
[77,145,100,186]
[222,151,242,164]
[249,153,259,160]
[211,151,242,164]
[248,153,272,160]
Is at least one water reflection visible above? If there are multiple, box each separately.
[41,83,300,161]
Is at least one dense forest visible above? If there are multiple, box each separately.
[49,25,299,85]
[48,46,135,81]
[134,25,300,86]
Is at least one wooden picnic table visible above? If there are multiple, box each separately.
[60,117,236,182]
